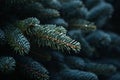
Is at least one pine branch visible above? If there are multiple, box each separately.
[87,1,113,20]
[4,25,30,55]
[39,0,62,10]
[86,30,111,48]
[0,56,16,74]
[84,62,117,76]
[69,19,96,31]
[16,18,81,52]
[86,1,114,27]
[61,0,84,19]
[38,8,60,19]
[58,69,98,80]
[16,56,49,80]
[47,18,68,28]
[16,17,67,35]
[61,0,83,11]
[33,24,81,52]
[16,17,40,33]
[65,56,85,70]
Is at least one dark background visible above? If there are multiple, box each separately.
[107,0,120,34]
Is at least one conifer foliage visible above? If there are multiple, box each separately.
[0,0,119,80]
